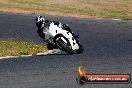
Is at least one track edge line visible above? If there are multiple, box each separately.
[0,49,60,59]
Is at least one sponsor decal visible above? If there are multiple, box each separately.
[76,66,131,85]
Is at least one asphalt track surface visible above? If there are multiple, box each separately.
[0,12,132,88]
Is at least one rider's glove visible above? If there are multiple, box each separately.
[63,24,69,29]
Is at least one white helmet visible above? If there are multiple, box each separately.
[35,16,45,28]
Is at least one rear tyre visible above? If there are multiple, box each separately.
[47,43,54,50]
[47,42,58,50]
[76,43,84,54]
[56,37,74,55]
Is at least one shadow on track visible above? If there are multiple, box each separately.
[128,40,132,41]
[37,53,70,57]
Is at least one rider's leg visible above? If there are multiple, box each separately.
[37,28,58,50]
[37,28,45,39]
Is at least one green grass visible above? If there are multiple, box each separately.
[0,0,132,19]
[0,41,47,57]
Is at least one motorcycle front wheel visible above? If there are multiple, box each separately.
[56,37,74,55]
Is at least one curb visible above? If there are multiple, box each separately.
[0,49,60,59]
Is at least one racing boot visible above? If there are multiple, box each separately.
[47,42,58,50]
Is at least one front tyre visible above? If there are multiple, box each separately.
[56,37,74,55]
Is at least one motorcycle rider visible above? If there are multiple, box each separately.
[35,16,79,49]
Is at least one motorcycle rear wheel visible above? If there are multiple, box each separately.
[76,44,84,54]
[47,42,58,50]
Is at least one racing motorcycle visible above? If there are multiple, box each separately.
[44,22,84,55]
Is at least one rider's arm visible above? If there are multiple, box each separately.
[63,24,72,33]
[53,21,73,33]
[37,20,50,39]
[37,28,45,39]
[53,21,60,26]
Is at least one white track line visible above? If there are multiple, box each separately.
[95,18,122,21]
[0,49,60,59]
